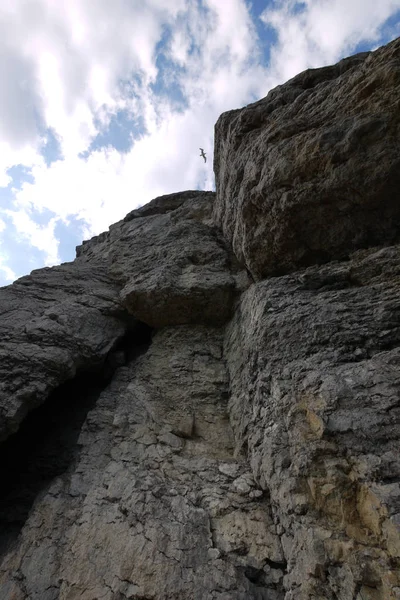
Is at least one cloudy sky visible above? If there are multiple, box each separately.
[0,0,399,286]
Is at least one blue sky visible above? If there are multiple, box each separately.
[0,0,399,286]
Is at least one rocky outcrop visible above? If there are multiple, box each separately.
[213,37,400,279]
[77,190,245,328]
[0,191,244,441]
[0,263,128,441]
[1,40,400,600]
[225,245,400,599]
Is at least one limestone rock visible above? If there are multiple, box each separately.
[0,327,284,599]
[224,244,400,599]
[0,191,244,441]
[0,263,128,441]
[213,37,400,279]
[1,40,400,600]
[77,190,244,327]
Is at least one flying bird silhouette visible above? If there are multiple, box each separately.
[199,148,206,163]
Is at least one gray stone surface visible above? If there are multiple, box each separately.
[0,263,127,441]
[0,327,285,599]
[224,244,400,599]
[213,36,400,279]
[0,40,399,600]
[77,190,245,327]
[0,191,244,441]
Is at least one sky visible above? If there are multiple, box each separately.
[0,0,399,286]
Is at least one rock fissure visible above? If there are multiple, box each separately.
[0,372,105,555]
[0,322,153,553]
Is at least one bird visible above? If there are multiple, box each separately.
[199,148,206,163]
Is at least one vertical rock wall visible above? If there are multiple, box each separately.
[213,37,400,279]
[0,326,284,599]
[212,35,400,600]
[0,39,400,600]
[224,250,400,599]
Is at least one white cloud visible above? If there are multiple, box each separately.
[261,0,400,82]
[0,169,11,189]
[0,230,16,283]
[12,103,217,239]
[0,262,16,283]
[0,0,187,168]
[205,0,259,63]
[4,209,59,266]
[4,0,265,246]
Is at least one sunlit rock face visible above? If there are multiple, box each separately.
[224,246,400,599]
[0,40,399,600]
[213,37,400,280]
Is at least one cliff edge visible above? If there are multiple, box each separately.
[0,37,399,600]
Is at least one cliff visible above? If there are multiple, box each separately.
[0,37,399,600]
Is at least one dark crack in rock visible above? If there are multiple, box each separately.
[0,327,285,600]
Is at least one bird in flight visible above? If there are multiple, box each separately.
[199,148,206,163]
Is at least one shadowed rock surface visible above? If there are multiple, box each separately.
[0,40,399,600]
[0,264,128,441]
[0,192,245,442]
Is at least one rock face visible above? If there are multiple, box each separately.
[225,246,400,599]
[0,40,399,600]
[0,263,127,441]
[213,36,400,279]
[76,190,244,328]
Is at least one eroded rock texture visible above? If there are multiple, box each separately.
[0,264,127,441]
[225,246,400,599]
[0,191,243,441]
[1,39,400,600]
[0,327,284,599]
[213,36,400,279]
